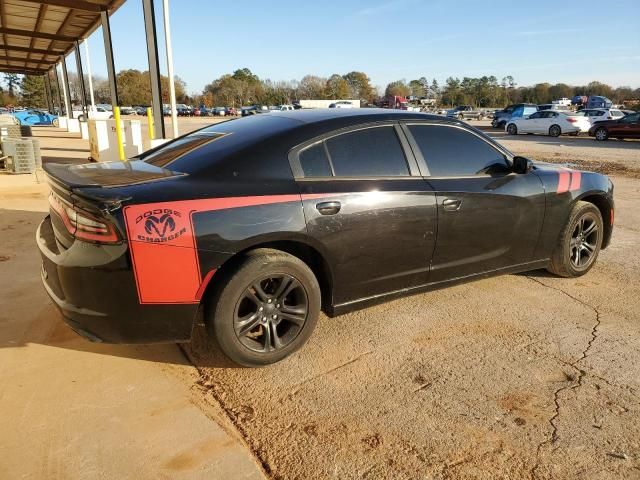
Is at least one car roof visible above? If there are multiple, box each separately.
[139,109,469,176]
[263,108,443,124]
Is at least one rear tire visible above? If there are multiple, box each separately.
[52,118,59,127]
[507,123,518,135]
[594,127,608,141]
[205,248,321,367]
[549,124,561,137]
[547,201,603,278]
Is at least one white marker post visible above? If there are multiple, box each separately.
[163,0,179,139]
[83,40,96,112]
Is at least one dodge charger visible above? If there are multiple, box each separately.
[37,110,614,366]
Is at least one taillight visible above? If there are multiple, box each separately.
[566,118,577,123]
[49,192,119,243]
[610,208,614,226]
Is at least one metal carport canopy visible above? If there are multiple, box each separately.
[0,0,125,75]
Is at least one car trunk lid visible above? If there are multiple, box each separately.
[44,161,185,248]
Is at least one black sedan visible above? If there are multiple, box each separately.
[38,110,614,366]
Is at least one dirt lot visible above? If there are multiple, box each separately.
[180,123,640,479]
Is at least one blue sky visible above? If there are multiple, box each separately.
[80,0,640,95]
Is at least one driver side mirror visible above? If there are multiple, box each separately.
[512,156,533,174]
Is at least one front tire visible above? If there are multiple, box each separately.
[547,201,603,277]
[549,124,561,137]
[205,249,321,367]
[52,118,59,127]
[594,127,608,141]
[507,123,518,135]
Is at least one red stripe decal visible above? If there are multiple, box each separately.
[569,171,581,191]
[123,194,303,304]
[195,269,217,301]
[557,171,571,193]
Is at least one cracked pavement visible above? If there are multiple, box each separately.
[186,175,640,479]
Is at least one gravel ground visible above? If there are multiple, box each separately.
[185,174,640,479]
[482,124,640,178]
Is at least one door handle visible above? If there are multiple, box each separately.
[443,198,462,211]
[316,201,341,215]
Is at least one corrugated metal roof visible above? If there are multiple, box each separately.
[0,0,125,74]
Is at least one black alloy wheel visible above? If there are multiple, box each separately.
[569,213,599,269]
[234,274,308,353]
[548,201,603,277]
[205,248,321,366]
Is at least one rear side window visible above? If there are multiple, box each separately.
[299,142,332,177]
[324,126,409,177]
[408,125,508,177]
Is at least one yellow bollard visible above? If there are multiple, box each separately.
[147,107,155,141]
[113,106,125,161]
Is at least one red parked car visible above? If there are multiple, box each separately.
[589,112,640,141]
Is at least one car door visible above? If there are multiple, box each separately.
[402,122,546,283]
[291,123,437,306]
[616,112,640,137]
[523,111,542,133]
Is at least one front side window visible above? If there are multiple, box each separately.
[324,126,409,177]
[528,112,542,119]
[408,125,509,177]
[622,113,639,123]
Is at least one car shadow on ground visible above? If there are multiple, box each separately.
[0,207,244,369]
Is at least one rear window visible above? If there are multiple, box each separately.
[324,126,409,177]
[143,132,226,168]
[299,142,332,177]
[140,114,300,173]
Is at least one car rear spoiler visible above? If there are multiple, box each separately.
[43,161,186,206]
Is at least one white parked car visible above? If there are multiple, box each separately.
[506,110,591,137]
[73,106,113,121]
[270,105,295,112]
[329,101,355,109]
[581,108,625,124]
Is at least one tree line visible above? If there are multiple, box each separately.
[1,70,188,109]
[199,70,639,109]
[3,69,639,110]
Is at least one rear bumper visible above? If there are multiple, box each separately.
[37,216,198,343]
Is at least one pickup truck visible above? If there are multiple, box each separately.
[445,105,485,120]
